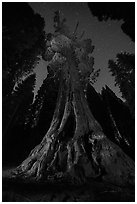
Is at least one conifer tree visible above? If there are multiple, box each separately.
[108,52,135,118]
[12,12,134,187]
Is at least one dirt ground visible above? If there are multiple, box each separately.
[2,167,135,202]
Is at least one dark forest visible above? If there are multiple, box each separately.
[2,2,135,202]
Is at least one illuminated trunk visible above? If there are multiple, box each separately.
[12,59,134,187]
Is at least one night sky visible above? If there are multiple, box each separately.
[29,2,135,100]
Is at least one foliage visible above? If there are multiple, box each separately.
[88,2,135,41]
[108,52,135,117]
[13,74,36,124]
[3,74,36,135]
[2,2,46,146]
[2,2,45,97]
[43,11,100,86]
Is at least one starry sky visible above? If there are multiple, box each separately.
[29,2,135,100]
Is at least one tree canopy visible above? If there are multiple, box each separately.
[108,52,135,117]
[2,3,46,163]
[88,2,135,41]
[2,2,45,97]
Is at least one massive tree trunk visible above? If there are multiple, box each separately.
[12,58,134,187]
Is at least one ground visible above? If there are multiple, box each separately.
[3,167,134,202]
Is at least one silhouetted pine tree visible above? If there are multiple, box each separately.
[2,2,45,97]
[108,52,135,118]
[3,2,45,165]
[3,74,36,165]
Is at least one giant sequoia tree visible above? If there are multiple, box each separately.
[12,12,134,186]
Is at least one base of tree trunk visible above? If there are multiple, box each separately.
[11,77,135,187]
[11,131,134,187]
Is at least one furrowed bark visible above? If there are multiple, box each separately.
[11,40,134,188]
